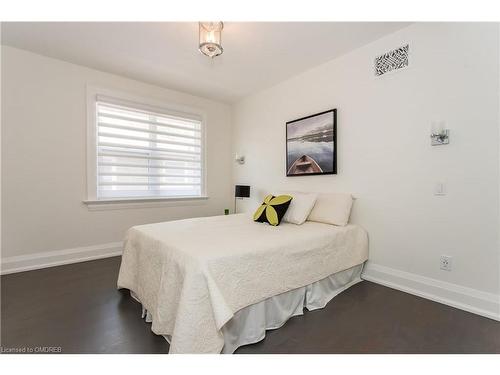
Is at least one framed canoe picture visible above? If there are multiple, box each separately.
[286,109,337,176]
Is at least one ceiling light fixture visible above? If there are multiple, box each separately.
[199,22,224,58]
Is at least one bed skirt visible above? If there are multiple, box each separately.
[132,262,364,354]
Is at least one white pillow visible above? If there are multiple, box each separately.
[279,192,318,225]
[307,193,353,226]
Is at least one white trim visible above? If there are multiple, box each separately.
[83,196,209,211]
[498,24,500,320]
[1,242,123,275]
[86,85,208,203]
[86,86,98,201]
[362,262,500,321]
[3,247,499,321]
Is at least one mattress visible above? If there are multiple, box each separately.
[117,213,368,353]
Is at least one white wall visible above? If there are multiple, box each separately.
[232,23,500,312]
[1,46,233,263]
[0,32,3,266]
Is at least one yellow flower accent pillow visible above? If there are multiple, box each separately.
[253,194,293,226]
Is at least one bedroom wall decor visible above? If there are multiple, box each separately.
[374,44,409,76]
[286,109,337,176]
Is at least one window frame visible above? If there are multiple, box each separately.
[84,86,208,209]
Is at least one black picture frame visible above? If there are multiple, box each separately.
[286,109,337,177]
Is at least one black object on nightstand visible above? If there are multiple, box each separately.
[234,185,250,213]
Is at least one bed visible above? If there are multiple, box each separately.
[117,212,368,353]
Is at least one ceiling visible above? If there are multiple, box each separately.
[1,22,410,103]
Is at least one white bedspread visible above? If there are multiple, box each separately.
[117,213,368,353]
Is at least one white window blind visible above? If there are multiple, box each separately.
[95,100,203,200]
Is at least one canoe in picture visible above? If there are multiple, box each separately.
[287,155,323,175]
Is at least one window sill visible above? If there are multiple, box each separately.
[83,196,209,211]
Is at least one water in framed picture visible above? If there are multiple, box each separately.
[286,109,337,176]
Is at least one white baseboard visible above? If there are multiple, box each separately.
[1,242,123,275]
[362,262,500,321]
[2,247,499,322]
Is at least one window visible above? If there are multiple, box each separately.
[87,91,205,202]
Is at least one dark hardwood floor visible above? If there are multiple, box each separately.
[1,256,499,354]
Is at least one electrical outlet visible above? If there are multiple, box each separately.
[440,255,452,271]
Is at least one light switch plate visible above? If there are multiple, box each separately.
[434,182,446,196]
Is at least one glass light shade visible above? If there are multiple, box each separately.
[199,22,224,58]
